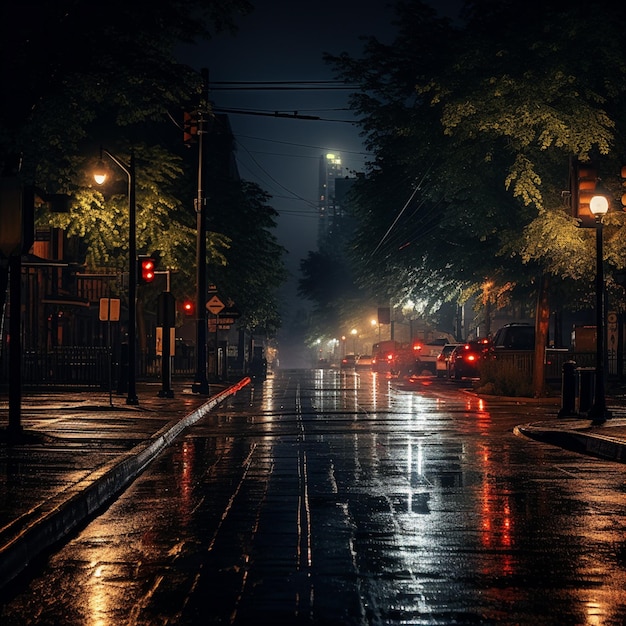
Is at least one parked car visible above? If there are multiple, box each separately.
[340,354,358,369]
[492,323,534,350]
[356,355,373,369]
[436,343,461,378]
[449,339,492,379]
[413,337,453,374]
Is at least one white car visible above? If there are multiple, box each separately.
[436,343,461,378]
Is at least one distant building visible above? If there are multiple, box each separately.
[318,153,343,247]
[317,152,358,249]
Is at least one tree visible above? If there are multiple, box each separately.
[0,0,253,320]
[0,0,253,183]
[327,0,626,394]
[209,180,287,334]
[0,1,289,349]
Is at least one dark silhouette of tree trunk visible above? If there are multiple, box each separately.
[533,274,551,397]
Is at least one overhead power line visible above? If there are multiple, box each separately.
[210,80,360,91]
[214,107,355,123]
[214,108,320,120]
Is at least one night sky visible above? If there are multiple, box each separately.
[178,0,461,361]
[180,1,398,274]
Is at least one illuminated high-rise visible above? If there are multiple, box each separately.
[318,152,343,247]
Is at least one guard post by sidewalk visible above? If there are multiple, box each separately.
[558,360,577,417]
[576,366,596,415]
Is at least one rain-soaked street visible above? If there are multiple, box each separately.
[2,368,626,625]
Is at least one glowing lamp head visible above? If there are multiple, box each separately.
[93,160,108,185]
[589,194,609,217]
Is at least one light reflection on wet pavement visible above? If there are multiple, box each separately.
[2,368,626,625]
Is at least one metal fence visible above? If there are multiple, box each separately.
[494,349,598,382]
[20,347,110,388]
[1,346,198,390]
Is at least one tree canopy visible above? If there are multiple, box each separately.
[319,0,626,326]
[1,0,287,332]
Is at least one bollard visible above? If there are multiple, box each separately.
[558,360,577,417]
[576,367,596,414]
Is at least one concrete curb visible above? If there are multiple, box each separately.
[0,378,250,591]
[514,422,626,464]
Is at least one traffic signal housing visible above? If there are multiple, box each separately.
[182,300,195,317]
[573,162,598,228]
[183,111,198,146]
[138,255,156,284]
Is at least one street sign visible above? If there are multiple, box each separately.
[156,327,176,356]
[214,317,237,325]
[206,295,225,314]
[99,298,121,321]
[209,322,232,332]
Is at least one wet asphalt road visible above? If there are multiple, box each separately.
[2,368,626,625]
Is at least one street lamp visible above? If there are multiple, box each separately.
[351,328,358,355]
[94,148,139,405]
[588,193,611,424]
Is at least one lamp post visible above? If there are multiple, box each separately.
[588,193,611,424]
[94,148,139,405]
[351,328,358,355]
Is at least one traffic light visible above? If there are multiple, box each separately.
[182,300,195,316]
[183,111,198,146]
[138,256,155,284]
[573,162,598,228]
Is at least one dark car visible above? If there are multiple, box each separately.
[492,323,534,350]
[449,339,492,380]
[340,354,358,369]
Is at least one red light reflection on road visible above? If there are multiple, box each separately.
[478,444,514,576]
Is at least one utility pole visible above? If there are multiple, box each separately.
[192,68,211,394]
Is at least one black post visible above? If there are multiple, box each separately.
[127,150,138,405]
[8,255,22,437]
[558,360,577,417]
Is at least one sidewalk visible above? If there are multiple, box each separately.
[514,407,626,464]
[0,378,250,591]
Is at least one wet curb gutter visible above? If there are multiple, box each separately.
[0,377,250,592]
[514,423,626,464]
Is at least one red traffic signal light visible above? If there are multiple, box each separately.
[138,256,155,284]
[182,300,195,316]
[183,111,198,146]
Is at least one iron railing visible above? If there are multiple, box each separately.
[493,349,598,382]
[1,346,198,390]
